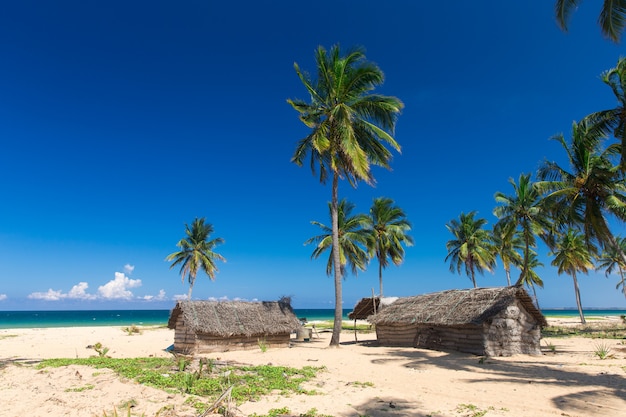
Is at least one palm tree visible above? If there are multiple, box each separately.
[166,218,226,300]
[490,222,523,286]
[289,45,403,346]
[555,0,626,42]
[550,228,595,324]
[305,199,371,278]
[537,120,626,265]
[445,211,496,288]
[585,57,626,169]
[596,236,626,298]
[493,174,552,286]
[517,250,545,309]
[364,197,413,297]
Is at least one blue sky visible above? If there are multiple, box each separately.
[1,1,626,310]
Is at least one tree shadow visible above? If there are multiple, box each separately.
[351,340,626,415]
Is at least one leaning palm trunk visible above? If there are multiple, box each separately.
[330,173,342,347]
[571,271,586,324]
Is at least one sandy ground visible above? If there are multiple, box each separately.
[1,318,625,417]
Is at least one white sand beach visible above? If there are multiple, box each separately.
[1,318,625,417]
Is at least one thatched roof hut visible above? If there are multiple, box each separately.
[368,287,547,356]
[349,296,398,320]
[168,299,301,354]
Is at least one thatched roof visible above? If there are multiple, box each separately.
[368,287,547,327]
[349,296,398,320]
[167,299,301,337]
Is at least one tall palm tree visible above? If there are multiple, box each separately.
[537,120,626,265]
[166,218,226,300]
[364,197,413,297]
[555,0,626,42]
[305,199,371,278]
[288,45,403,346]
[550,228,595,324]
[586,57,626,170]
[445,211,496,288]
[493,174,552,286]
[490,222,524,286]
[596,235,626,298]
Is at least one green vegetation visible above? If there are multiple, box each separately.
[64,384,94,392]
[349,381,374,388]
[92,342,110,357]
[257,338,268,352]
[250,408,333,417]
[541,323,626,339]
[0,334,18,340]
[38,357,322,406]
[364,197,413,298]
[445,211,495,288]
[122,325,142,336]
[455,403,494,417]
[594,342,613,359]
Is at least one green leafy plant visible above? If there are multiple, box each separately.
[122,325,142,336]
[594,342,613,359]
[544,341,556,353]
[64,384,94,392]
[92,342,110,357]
[257,338,268,352]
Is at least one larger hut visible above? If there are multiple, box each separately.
[167,299,301,354]
[368,287,547,356]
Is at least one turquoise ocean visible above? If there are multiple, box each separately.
[0,308,625,329]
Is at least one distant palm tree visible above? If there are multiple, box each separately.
[586,57,626,170]
[305,199,371,278]
[597,236,626,299]
[289,44,403,346]
[550,228,595,324]
[445,211,496,288]
[166,218,226,299]
[493,174,552,286]
[518,250,545,309]
[364,197,413,297]
[537,120,626,265]
[491,222,523,286]
[555,0,626,42]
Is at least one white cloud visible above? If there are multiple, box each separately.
[142,290,167,301]
[173,294,188,301]
[67,282,97,300]
[28,289,64,301]
[98,272,142,300]
[124,264,135,275]
[0,294,7,301]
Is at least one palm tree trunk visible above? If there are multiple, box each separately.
[515,239,531,286]
[531,282,541,310]
[329,172,342,347]
[505,267,511,286]
[378,260,384,297]
[187,275,194,300]
[571,271,586,324]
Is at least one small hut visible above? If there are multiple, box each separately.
[167,299,301,354]
[368,287,547,356]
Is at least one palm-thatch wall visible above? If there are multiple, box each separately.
[368,287,547,356]
[167,299,301,354]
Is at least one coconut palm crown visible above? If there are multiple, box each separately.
[166,218,226,299]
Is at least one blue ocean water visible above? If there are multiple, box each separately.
[0,309,350,329]
[0,308,624,329]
